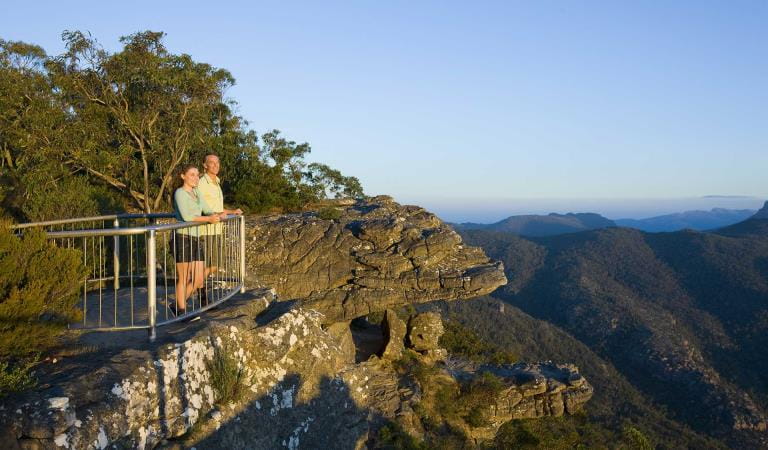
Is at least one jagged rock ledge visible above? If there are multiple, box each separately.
[0,292,592,449]
[244,196,507,323]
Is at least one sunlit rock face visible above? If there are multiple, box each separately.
[244,196,507,323]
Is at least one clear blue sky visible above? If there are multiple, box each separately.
[2,1,766,220]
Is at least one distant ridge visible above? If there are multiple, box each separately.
[615,208,756,232]
[453,212,615,237]
[751,201,768,219]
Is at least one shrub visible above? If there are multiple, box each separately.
[621,425,654,450]
[0,358,36,398]
[0,225,86,358]
[440,318,518,364]
[22,177,122,222]
[206,342,246,404]
[317,206,342,221]
[460,372,505,427]
[377,422,427,450]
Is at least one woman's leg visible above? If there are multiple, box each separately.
[175,262,191,311]
[191,261,206,291]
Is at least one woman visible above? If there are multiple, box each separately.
[172,164,222,315]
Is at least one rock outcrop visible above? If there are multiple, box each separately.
[244,196,507,323]
[407,312,444,351]
[0,291,592,449]
[380,310,406,361]
[450,361,594,442]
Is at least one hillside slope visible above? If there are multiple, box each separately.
[425,296,721,448]
[459,221,768,448]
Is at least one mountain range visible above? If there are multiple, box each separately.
[453,206,760,236]
[452,203,768,448]
[454,212,616,236]
[614,208,756,232]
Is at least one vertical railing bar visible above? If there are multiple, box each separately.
[181,229,186,316]
[215,228,220,304]
[240,215,246,293]
[195,227,199,312]
[229,218,234,291]
[113,219,120,291]
[163,231,169,321]
[98,235,105,327]
[129,234,134,326]
[204,224,210,309]
[82,235,87,326]
[93,237,100,328]
[147,229,157,342]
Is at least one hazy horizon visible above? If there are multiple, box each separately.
[398,195,766,223]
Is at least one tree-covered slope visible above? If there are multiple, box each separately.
[458,221,768,448]
[426,296,722,449]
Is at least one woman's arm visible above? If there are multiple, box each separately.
[175,189,219,223]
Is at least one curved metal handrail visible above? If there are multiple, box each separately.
[10,212,176,230]
[13,212,247,341]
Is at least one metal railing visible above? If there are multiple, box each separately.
[12,213,246,341]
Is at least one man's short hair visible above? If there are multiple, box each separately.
[204,154,219,164]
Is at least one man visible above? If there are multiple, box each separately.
[197,154,243,303]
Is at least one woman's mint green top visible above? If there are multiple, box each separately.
[173,187,214,236]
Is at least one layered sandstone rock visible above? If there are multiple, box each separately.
[0,292,592,449]
[450,361,594,441]
[407,312,444,351]
[244,196,507,323]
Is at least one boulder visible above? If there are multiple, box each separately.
[381,310,406,361]
[325,321,355,364]
[407,312,444,351]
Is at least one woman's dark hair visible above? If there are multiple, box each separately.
[173,163,198,191]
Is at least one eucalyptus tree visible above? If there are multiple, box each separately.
[49,31,234,213]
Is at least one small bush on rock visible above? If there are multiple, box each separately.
[0,358,36,398]
[317,206,342,221]
[207,342,246,404]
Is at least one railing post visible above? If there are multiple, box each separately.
[239,215,246,294]
[147,229,157,342]
[113,218,120,290]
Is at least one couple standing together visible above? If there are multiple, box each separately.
[172,154,242,315]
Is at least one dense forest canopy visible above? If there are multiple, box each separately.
[0,31,363,221]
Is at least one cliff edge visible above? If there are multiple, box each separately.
[245,196,507,323]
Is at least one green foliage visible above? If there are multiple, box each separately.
[377,422,428,450]
[1,33,363,220]
[0,225,86,358]
[394,350,440,387]
[306,163,364,199]
[440,318,517,364]
[22,176,122,222]
[494,417,584,450]
[206,342,246,405]
[434,296,725,449]
[621,425,654,450]
[460,372,504,427]
[0,358,36,398]
[317,207,342,221]
[460,225,768,447]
